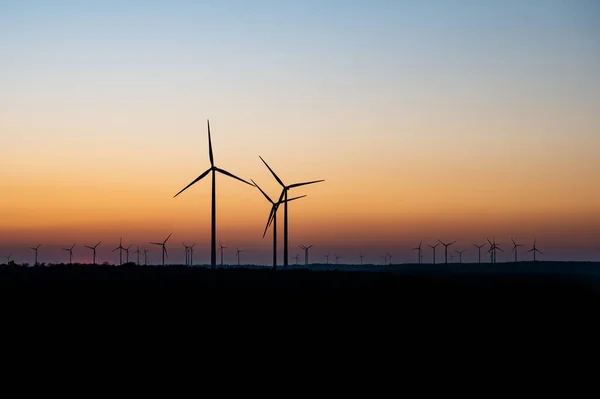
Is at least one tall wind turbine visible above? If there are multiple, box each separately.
[63,244,75,265]
[236,248,242,266]
[334,254,342,265]
[258,156,324,268]
[30,244,41,266]
[189,244,195,266]
[359,253,364,265]
[112,237,125,266]
[183,243,190,266]
[382,254,387,266]
[473,243,485,264]
[299,245,313,266]
[413,241,423,264]
[527,238,543,261]
[219,242,227,266]
[150,233,172,266]
[456,249,465,264]
[85,242,101,265]
[438,240,456,264]
[387,252,393,266]
[173,119,254,269]
[487,238,503,264]
[428,243,439,264]
[252,179,305,269]
[294,253,300,265]
[143,248,148,266]
[4,255,12,264]
[124,245,131,264]
[511,238,523,262]
[324,253,330,265]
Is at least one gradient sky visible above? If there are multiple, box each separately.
[1,0,599,265]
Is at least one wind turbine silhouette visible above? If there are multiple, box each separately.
[112,237,125,266]
[258,156,324,268]
[323,252,329,265]
[173,119,254,269]
[456,249,465,264]
[236,248,242,266]
[359,253,364,265]
[135,245,141,266]
[63,244,76,265]
[386,252,393,266]
[85,242,101,265]
[382,254,387,266]
[511,238,523,262]
[334,254,342,265]
[219,242,227,266]
[473,243,485,264]
[413,241,423,264]
[252,179,306,270]
[438,240,456,264]
[183,243,190,266]
[124,245,131,264]
[428,243,439,264]
[150,233,172,266]
[299,245,313,266]
[527,238,543,261]
[143,248,148,266]
[294,253,299,265]
[30,244,41,266]
[487,238,503,264]
[189,244,195,266]
[4,255,13,264]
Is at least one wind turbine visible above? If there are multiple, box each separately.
[135,245,141,266]
[63,244,75,265]
[219,242,227,266]
[30,244,41,266]
[294,253,300,265]
[428,243,439,264]
[258,155,324,268]
[487,238,503,264]
[189,244,195,266]
[4,255,13,264]
[359,253,364,265]
[236,248,243,266]
[473,243,485,264]
[112,237,125,266]
[150,233,172,266]
[334,254,342,265]
[527,238,543,261]
[299,245,313,266]
[438,240,456,264]
[512,238,524,262]
[183,243,190,266]
[323,252,329,265]
[413,241,423,264]
[124,245,131,264]
[252,179,306,269]
[173,119,254,269]
[85,242,101,265]
[387,252,393,266]
[456,249,465,264]
[143,248,148,266]
[382,254,387,266]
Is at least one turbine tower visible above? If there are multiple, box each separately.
[487,238,503,264]
[62,244,76,265]
[438,240,456,264]
[85,242,101,265]
[30,244,41,266]
[299,245,313,266]
[512,238,523,262]
[456,249,465,264]
[173,119,254,269]
[143,248,148,266]
[252,179,305,270]
[124,245,131,264]
[4,255,13,264]
[324,252,330,265]
[412,241,423,264]
[473,243,485,264]
[527,238,543,261]
[135,245,141,266]
[219,242,227,266]
[387,252,393,266]
[428,243,439,264]
[150,233,172,266]
[334,254,342,265]
[112,237,125,266]
[359,253,364,265]
[258,155,324,268]
[236,248,242,266]
[183,243,190,266]
[294,253,300,265]
[189,244,195,266]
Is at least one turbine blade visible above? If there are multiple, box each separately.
[173,168,212,198]
[307,245,313,249]
[150,242,162,246]
[283,194,306,203]
[215,167,254,187]
[163,233,172,244]
[251,179,274,204]
[96,241,101,248]
[207,119,214,167]
[258,156,285,187]
[263,206,276,238]
[287,179,325,189]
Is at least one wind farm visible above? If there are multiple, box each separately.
[1,1,599,334]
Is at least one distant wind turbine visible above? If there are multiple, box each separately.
[473,243,485,264]
[299,245,313,266]
[382,254,387,266]
[456,249,465,264]
[135,245,141,266]
[258,155,324,268]
[334,254,342,265]
[236,248,243,266]
[527,238,543,261]
[359,253,364,265]
[413,241,423,264]
[85,242,101,265]
[487,238,503,264]
[62,244,76,265]
[387,252,393,266]
[30,244,41,266]
[183,243,190,266]
[294,253,300,265]
[143,247,149,266]
[173,119,254,269]
[112,237,125,266]
[4,255,13,264]
[438,240,456,264]
[219,242,227,266]
[511,238,523,262]
[323,252,329,265]
[150,233,172,266]
[124,245,131,264]
[189,244,195,266]
[428,243,439,264]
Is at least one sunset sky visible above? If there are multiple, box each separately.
[1,0,599,265]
